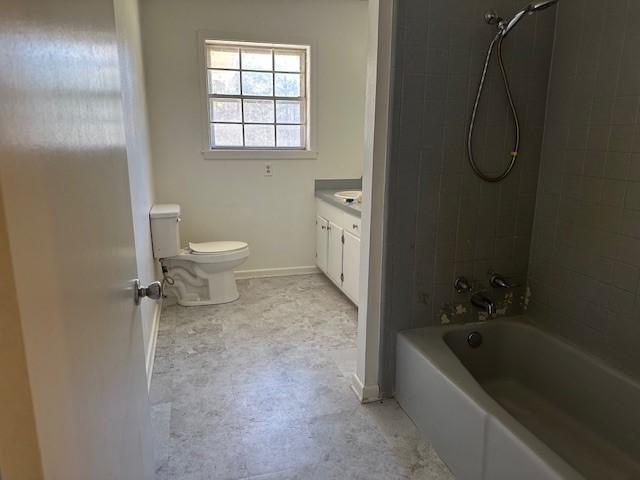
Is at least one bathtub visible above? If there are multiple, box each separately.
[395,319,640,480]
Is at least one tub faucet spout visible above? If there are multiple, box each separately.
[471,293,496,318]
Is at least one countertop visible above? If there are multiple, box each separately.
[314,179,362,217]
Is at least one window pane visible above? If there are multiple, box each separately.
[274,51,302,72]
[241,48,272,71]
[212,123,243,147]
[276,100,302,124]
[208,70,240,95]
[210,98,242,122]
[242,72,273,96]
[245,124,275,147]
[244,99,274,123]
[275,73,301,97]
[208,47,239,69]
[277,125,303,147]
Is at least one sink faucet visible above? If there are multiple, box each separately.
[471,292,496,318]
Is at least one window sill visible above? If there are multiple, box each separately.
[202,149,318,160]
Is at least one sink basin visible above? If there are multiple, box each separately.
[334,190,362,202]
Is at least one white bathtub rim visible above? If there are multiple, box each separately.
[397,318,584,480]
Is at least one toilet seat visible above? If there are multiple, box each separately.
[172,241,250,264]
[189,241,248,254]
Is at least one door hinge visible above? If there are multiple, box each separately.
[340,273,344,282]
[341,234,344,244]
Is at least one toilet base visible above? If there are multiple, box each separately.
[167,268,240,306]
[161,244,249,307]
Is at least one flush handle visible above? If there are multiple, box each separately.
[134,279,163,305]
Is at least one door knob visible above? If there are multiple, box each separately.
[134,279,163,305]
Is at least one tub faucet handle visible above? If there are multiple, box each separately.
[489,272,515,289]
[454,276,472,294]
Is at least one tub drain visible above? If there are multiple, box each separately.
[467,331,482,348]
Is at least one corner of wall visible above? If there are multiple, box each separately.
[350,373,381,403]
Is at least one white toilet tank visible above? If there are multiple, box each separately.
[150,204,181,259]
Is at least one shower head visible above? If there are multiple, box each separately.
[525,0,559,13]
[501,0,558,37]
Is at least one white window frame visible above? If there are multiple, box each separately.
[198,31,317,160]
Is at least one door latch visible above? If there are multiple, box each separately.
[134,279,163,305]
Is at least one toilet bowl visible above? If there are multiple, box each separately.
[163,241,249,306]
[149,204,249,306]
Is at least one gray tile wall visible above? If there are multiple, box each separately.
[381,0,556,392]
[528,0,640,377]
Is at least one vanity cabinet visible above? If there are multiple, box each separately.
[327,221,344,285]
[342,231,360,302]
[315,199,360,306]
[315,216,328,272]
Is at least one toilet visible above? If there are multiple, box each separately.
[149,204,249,306]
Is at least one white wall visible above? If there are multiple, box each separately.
[140,0,368,272]
[352,0,392,403]
[114,0,159,374]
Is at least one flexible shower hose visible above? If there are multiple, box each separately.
[467,31,521,183]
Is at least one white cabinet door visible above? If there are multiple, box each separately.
[327,221,344,285]
[342,231,360,305]
[316,216,329,273]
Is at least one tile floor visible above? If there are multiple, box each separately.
[150,274,453,480]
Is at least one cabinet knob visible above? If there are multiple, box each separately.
[353,224,359,229]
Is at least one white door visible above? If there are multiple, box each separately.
[0,0,154,478]
[342,231,361,305]
[316,216,329,273]
[327,221,344,285]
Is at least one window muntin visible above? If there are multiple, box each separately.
[205,41,308,150]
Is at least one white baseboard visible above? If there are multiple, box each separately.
[350,373,380,403]
[146,301,162,391]
[234,265,319,279]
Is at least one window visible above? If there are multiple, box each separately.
[203,40,310,152]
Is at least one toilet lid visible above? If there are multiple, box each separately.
[189,241,248,254]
